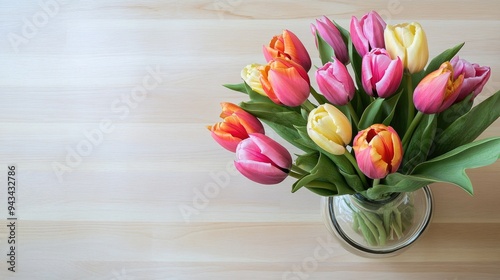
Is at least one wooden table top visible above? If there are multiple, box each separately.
[0,1,499,279]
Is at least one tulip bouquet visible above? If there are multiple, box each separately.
[208,11,500,246]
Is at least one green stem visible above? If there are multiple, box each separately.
[288,170,303,179]
[310,86,328,105]
[343,150,369,189]
[405,72,415,127]
[346,102,360,126]
[401,111,424,150]
[301,99,316,112]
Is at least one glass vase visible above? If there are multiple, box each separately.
[322,186,433,257]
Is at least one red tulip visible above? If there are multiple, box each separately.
[260,57,311,107]
[353,124,403,179]
[235,133,292,185]
[263,29,312,72]
[311,16,349,65]
[208,103,265,152]
[315,60,355,106]
[350,11,386,57]
[413,62,464,114]
[361,48,403,98]
[450,56,491,102]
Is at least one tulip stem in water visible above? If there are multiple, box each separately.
[402,111,424,150]
[344,150,369,189]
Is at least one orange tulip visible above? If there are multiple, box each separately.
[260,57,311,107]
[208,102,265,152]
[353,124,403,179]
[263,29,312,72]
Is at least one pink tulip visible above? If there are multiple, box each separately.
[353,124,403,179]
[361,48,403,98]
[450,56,491,102]
[208,103,265,152]
[316,60,355,106]
[235,133,292,185]
[263,29,312,72]
[260,57,311,107]
[311,16,349,65]
[350,11,386,57]
[414,62,464,114]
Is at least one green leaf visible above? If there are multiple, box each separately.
[243,82,274,104]
[315,31,334,65]
[291,153,353,195]
[432,90,500,156]
[239,102,307,128]
[262,121,314,153]
[358,98,385,130]
[413,42,465,85]
[436,94,473,132]
[223,83,247,94]
[401,114,437,173]
[382,91,403,126]
[367,137,500,198]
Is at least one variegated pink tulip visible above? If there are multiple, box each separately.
[208,102,265,152]
[451,56,491,102]
[350,11,386,57]
[413,62,464,114]
[260,57,311,107]
[361,48,403,98]
[235,133,292,185]
[263,29,312,72]
[353,124,403,179]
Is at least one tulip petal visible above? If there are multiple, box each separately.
[234,160,288,185]
[375,58,403,98]
[248,133,292,170]
[268,67,310,107]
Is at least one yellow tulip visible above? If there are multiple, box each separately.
[307,104,352,155]
[241,63,265,95]
[384,22,429,73]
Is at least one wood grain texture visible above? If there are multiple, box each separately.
[0,1,499,279]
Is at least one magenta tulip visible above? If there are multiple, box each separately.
[361,48,403,98]
[413,62,464,114]
[350,11,386,57]
[311,16,349,65]
[316,60,355,106]
[450,56,491,102]
[263,29,312,72]
[235,133,292,185]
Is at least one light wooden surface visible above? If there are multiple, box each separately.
[0,1,499,279]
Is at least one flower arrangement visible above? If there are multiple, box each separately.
[208,11,500,246]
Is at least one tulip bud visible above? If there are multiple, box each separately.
[241,63,265,95]
[353,124,403,179]
[413,62,464,114]
[235,133,292,185]
[263,29,312,72]
[350,11,386,57]
[450,56,491,102]
[311,16,349,65]
[208,102,265,152]
[361,48,403,98]
[307,103,352,155]
[260,57,311,107]
[384,22,429,74]
[316,60,355,106]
